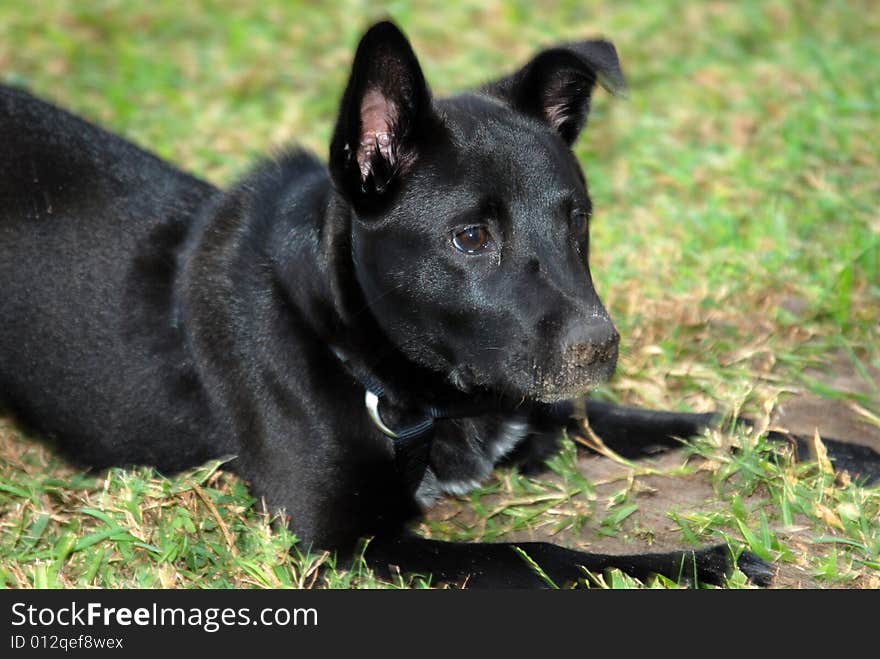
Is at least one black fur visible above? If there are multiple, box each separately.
[5,21,870,588]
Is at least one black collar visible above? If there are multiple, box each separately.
[332,346,498,451]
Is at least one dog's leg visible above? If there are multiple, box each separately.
[577,400,717,458]
[503,402,726,473]
[577,400,880,483]
[363,534,774,588]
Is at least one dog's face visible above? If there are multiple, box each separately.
[329,22,623,402]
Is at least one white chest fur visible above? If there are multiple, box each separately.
[414,418,531,509]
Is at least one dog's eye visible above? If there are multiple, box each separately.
[571,209,589,238]
[452,226,493,254]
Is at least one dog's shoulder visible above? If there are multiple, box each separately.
[230,148,330,229]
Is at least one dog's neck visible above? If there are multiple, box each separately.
[319,193,480,412]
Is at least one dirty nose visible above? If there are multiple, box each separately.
[562,321,619,366]
[531,319,619,402]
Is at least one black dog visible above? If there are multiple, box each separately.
[3,21,873,588]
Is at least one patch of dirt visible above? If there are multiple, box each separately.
[772,349,880,454]
[772,395,880,453]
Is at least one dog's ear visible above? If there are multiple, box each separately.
[329,21,435,209]
[481,40,625,145]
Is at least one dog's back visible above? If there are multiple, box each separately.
[0,86,221,469]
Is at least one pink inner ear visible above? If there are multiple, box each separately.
[357,89,397,179]
[543,79,573,134]
[544,99,570,133]
[541,73,591,139]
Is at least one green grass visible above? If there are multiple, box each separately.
[1,0,878,589]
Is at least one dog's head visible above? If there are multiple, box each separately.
[329,21,623,403]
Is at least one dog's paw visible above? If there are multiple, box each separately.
[690,544,775,587]
[734,550,776,587]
